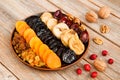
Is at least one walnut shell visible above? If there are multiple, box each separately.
[94,59,107,72]
[98,6,111,19]
[85,11,98,22]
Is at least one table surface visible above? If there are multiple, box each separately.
[0,0,120,80]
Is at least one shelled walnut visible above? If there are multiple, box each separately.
[93,37,103,45]
[100,25,110,33]
[85,11,98,22]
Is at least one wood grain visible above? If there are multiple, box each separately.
[0,0,120,80]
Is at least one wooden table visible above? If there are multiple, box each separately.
[0,0,120,80]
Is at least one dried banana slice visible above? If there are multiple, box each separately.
[47,18,57,31]
[61,29,77,47]
[69,34,85,55]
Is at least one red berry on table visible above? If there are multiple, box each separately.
[102,50,108,56]
[89,54,97,60]
[76,68,82,75]
[91,71,97,78]
[108,58,114,64]
[84,64,91,71]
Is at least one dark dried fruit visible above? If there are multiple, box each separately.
[53,10,63,20]
[62,49,77,64]
[80,30,89,43]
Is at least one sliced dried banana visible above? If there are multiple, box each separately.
[69,34,85,55]
[52,23,69,39]
[40,12,53,24]
[47,18,57,31]
[61,29,77,47]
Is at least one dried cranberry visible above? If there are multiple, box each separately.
[91,71,97,78]
[84,64,91,71]
[89,54,97,60]
[76,68,82,75]
[102,50,108,56]
[108,58,114,64]
[70,23,79,30]
[80,30,89,43]
[53,10,63,20]
[59,16,68,23]
[66,20,72,27]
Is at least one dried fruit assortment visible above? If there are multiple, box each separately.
[12,10,89,70]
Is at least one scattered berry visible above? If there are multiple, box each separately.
[89,54,97,60]
[76,68,82,75]
[91,71,97,78]
[102,50,108,56]
[108,58,114,64]
[84,64,91,71]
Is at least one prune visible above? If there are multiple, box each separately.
[52,47,58,53]
[62,49,77,64]
[80,30,89,43]
[56,46,66,58]
[49,42,58,49]
[44,36,54,44]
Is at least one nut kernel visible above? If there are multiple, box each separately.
[100,25,110,33]
[93,37,103,45]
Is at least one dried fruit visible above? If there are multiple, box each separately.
[108,58,114,64]
[93,59,107,72]
[85,11,98,22]
[80,30,89,43]
[93,37,103,45]
[66,13,74,20]
[91,71,97,78]
[53,10,63,20]
[100,25,110,33]
[90,54,97,60]
[102,50,108,56]
[76,68,82,75]
[74,17,81,25]
[84,64,91,71]
[98,6,111,19]
[79,24,86,31]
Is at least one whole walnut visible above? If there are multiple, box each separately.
[85,11,98,22]
[93,59,107,72]
[98,6,111,19]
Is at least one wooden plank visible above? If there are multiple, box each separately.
[0,62,18,80]
[88,0,120,19]
[35,0,120,79]
[0,0,65,80]
[48,0,120,47]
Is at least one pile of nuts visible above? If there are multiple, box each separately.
[76,50,114,78]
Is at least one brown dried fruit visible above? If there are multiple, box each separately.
[66,13,74,20]
[98,6,111,19]
[79,24,86,31]
[85,11,98,22]
[93,37,103,45]
[74,17,81,25]
[94,59,107,72]
[100,25,110,33]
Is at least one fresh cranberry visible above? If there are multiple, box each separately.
[84,64,91,71]
[53,10,63,19]
[89,54,97,60]
[108,58,114,64]
[102,50,108,56]
[76,68,82,75]
[59,16,68,23]
[91,71,97,78]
